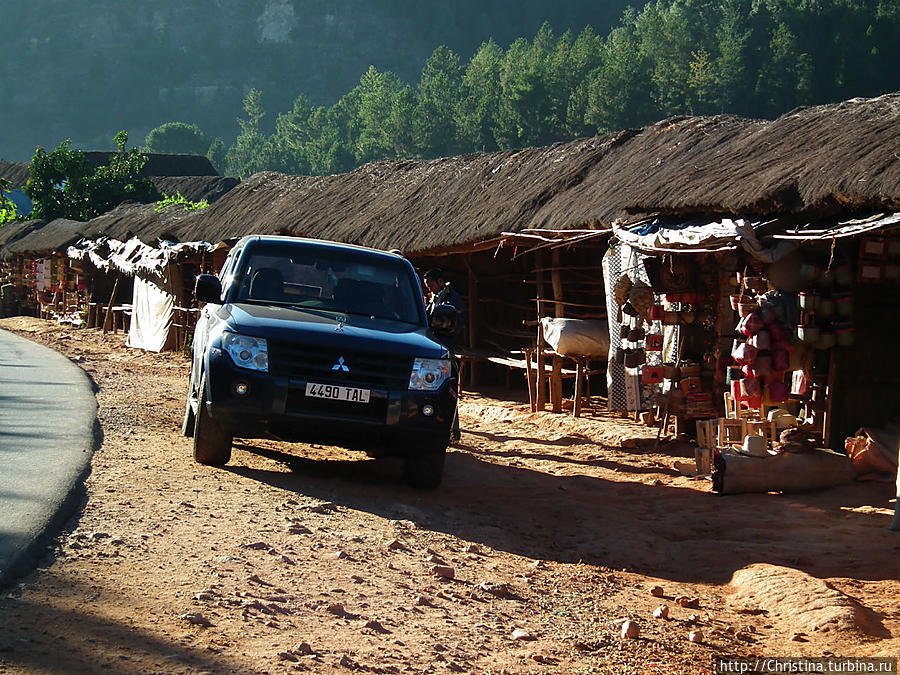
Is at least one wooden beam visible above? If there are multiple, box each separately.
[527,298,610,310]
[465,259,479,386]
[551,356,563,413]
[535,250,546,411]
[102,273,122,335]
[549,249,564,413]
[525,347,536,412]
[573,358,585,418]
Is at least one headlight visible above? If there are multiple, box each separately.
[222,332,268,372]
[409,357,451,391]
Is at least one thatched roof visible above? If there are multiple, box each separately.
[6,93,900,259]
[0,197,233,258]
[621,95,900,217]
[173,133,632,253]
[2,153,221,195]
[0,220,42,248]
[82,202,201,245]
[3,218,96,256]
[83,152,219,178]
[0,155,236,257]
[0,162,31,189]
[170,93,900,254]
[150,176,239,204]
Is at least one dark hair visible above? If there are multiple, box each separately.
[423,268,444,281]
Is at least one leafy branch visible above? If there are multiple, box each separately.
[155,192,209,212]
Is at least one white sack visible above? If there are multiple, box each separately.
[127,276,174,353]
[541,317,609,358]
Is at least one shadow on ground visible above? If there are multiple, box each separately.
[226,441,900,586]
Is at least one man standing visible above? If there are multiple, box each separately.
[423,269,466,440]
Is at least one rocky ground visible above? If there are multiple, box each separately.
[0,317,898,675]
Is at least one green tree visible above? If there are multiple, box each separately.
[713,0,752,115]
[414,46,463,158]
[456,39,504,152]
[753,12,812,117]
[561,27,604,138]
[585,10,654,133]
[207,137,227,174]
[633,0,696,116]
[499,25,570,147]
[225,88,269,178]
[211,1,900,170]
[26,131,155,221]
[144,122,211,155]
[355,66,408,163]
[305,93,360,175]
[0,178,21,224]
[687,48,716,113]
[389,86,419,159]
[264,95,318,175]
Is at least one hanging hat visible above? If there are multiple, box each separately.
[613,274,633,322]
[628,280,655,324]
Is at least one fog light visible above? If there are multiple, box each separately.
[233,381,250,396]
[421,403,435,417]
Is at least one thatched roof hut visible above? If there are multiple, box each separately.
[82,152,219,179]
[165,93,900,255]
[150,176,239,204]
[7,93,899,260]
[622,95,900,218]
[0,220,41,249]
[3,219,98,257]
[173,133,629,253]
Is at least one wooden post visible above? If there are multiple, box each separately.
[823,352,837,448]
[551,249,565,318]
[549,249,564,413]
[525,347,536,411]
[465,260,479,387]
[102,273,122,335]
[535,251,546,411]
[60,256,68,313]
[573,358,584,418]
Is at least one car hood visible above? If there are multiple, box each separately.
[220,303,447,358]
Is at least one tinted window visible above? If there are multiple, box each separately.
[235,243,424,324]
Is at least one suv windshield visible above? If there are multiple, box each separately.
[233,243,424,324]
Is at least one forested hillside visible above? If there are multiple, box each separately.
[4,0,900,178]
[0,0,626,162]
[218,0,900,178]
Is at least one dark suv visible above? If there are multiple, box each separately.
[182,235,458,488]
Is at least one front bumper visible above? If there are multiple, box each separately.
[203,347,456,451]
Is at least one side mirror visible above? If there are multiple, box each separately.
[429,303,457,336]
[194,274,223,304]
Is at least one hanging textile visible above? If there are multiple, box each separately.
[127,276,174,353]
[603,243,670,412]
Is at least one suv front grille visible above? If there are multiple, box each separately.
[267,339,411,389]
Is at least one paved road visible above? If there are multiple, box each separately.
[0,328,98,587]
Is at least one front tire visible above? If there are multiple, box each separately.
[403,441,447,489]
[193,373,232,466]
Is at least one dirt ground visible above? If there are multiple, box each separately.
[0,316,898,675]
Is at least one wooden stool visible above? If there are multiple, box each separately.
[746,418,777,443]
[717,417,747,446]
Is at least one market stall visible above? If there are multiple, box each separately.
[609,214,900,492]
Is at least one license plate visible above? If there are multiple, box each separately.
[305,382,371,403]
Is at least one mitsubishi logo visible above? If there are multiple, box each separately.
[331,356,350,372]
[335,321,344,333]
